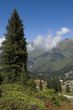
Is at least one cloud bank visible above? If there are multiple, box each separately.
[0,27,72,52]
[27,27,72,52]
[27,35,61,51]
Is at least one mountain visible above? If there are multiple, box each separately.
[28,38,73,77]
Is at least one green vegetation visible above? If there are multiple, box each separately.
[66,85,70,93]
[47,78,62,93]
[0,84,45,110]
[39,80,43,91]
[0,83,70,110]
[0,9,73,110]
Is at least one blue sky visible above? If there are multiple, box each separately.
[0,0,73,42]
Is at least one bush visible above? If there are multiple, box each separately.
[0,84,71,110]
[53,99,61,107]
[0,84,45,110]
[58,95,68,101]
[0,99,29,110]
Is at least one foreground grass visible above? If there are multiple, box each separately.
[0,83,73,110]
[0,84,45,110]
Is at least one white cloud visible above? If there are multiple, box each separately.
[27,27,72,52]
[56,27,71,36]
[0,27,72,52]
[27,35,61,52]
[0,37,5,46]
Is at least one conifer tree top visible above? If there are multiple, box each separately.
[10,9,20,20]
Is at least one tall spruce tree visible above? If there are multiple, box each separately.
[47,78,52,89]
[66,85,70,93]
[1,9,28,82]
[39,80,43,91]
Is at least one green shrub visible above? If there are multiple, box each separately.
[53,99,61,107]
[0,84,70,110]
[58,95,68,101]
[0,84,45,110]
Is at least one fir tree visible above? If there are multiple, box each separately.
[0,73,3,84]
[53,78,62,93]
[55,78,62,93]
[1,9,28,82]
[66,85,70,93]
[47,78,52,89]
[39,80,43,91]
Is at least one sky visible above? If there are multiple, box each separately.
[0,0,73,50]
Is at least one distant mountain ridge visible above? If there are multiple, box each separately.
[28,38,73,77]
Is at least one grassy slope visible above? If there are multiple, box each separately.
[0,83,73,110]
[0,84,45,110]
